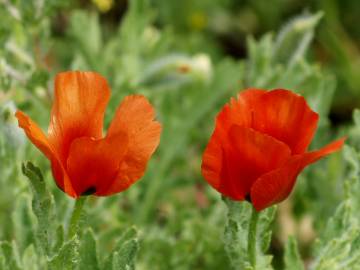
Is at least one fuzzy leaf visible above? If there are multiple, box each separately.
[21,162,55,256]
[69,11,102,69]
[22,245,40,270]
[103,227,139,270]
[284,236,304,270]
[223,198,275,270]
[48,236,79,270]
[0,241,22,270]
[311,145,360,269]
[274,12,323,66]
[78,228,99,270]
[11,193,35,252]
[353,109,360,128]
[112,239,139,270]
[52,225,65,255]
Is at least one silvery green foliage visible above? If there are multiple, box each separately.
[18,163,140,270]
[274,12,323,66]
[78,229,99,270]
[284,236,304,270]
[0,241,22,270]
[137,53,212,89]
[223,198,276,270]
[309,144,360,270]
[48,236,79,270]
[67,0,212,91]
[0,0,61,89]
[0,101,25,150]
[102,227,139,270]
[22,162,55,256]
[348,109,360,149]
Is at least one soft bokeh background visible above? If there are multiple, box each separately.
[1,0,360,269]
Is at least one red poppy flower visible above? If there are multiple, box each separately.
[16,71,161,198]
[201,88,345,211]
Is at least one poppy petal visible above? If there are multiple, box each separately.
[201,124,225,194]
[103,95,161,195]
[15,111,76,197]
[201,89,266,197]
[48,71,111,163]
[216,88,266,133]
[202,125,291,200]
[66,132,128,196]
[251,138,345,211]
[252,89,319,154]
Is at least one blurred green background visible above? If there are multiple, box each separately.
[1,0,360,269]
[86,0,360,122]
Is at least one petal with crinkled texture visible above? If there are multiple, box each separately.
[66,132,128,196]
[202,125,291,200]
[215,88,266,134]
[100,95,162,195]
[48,71,111,163]
[251,138,345,211]
[201,89,267,197]
[252,89,319,154]
[15,111,76,197]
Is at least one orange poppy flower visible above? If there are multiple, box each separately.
[16,71,161,198]
[201,88,345,211]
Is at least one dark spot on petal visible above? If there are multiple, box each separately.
[81,186,96,196]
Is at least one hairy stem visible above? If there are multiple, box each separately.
[68,196,87,240]
[248,206,259,268]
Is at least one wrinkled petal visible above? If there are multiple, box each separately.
[201,126,225,195]
[101,95,161,195]
[252,89,319,154]
[15,111,76,197]
[48,71,111,163]
[202,125,291,200]
[216,88,266,134]
[66,133,128,196]
[201,88,266,197]
[251,138,345,211]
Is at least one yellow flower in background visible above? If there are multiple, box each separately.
[92,0,114,13]
[189,12,207,31]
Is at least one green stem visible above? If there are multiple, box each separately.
[68,197,87,240]
[248,206,259,268]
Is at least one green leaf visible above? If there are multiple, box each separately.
[11,193,35,252]
[0,241,22,270]
[246,34,275,87]
[112,239,139,270]
[69,11,102,69]
[48,236,79,270]
[284,236,304,270]
[311,145,360,269]
[103,227,139,270]
[21,161,55,256]
[274,12,323,66]
[67,197,87,240]
[223,198,275,270]
[117,227,138,244]
[119,0,152,53]
[353,109,360,128]
[78,228,99,270]
[22,245,40,270]
[52,225,65,255]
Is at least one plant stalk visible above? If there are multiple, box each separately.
[248,206,259,268]
[68,196,87,240]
